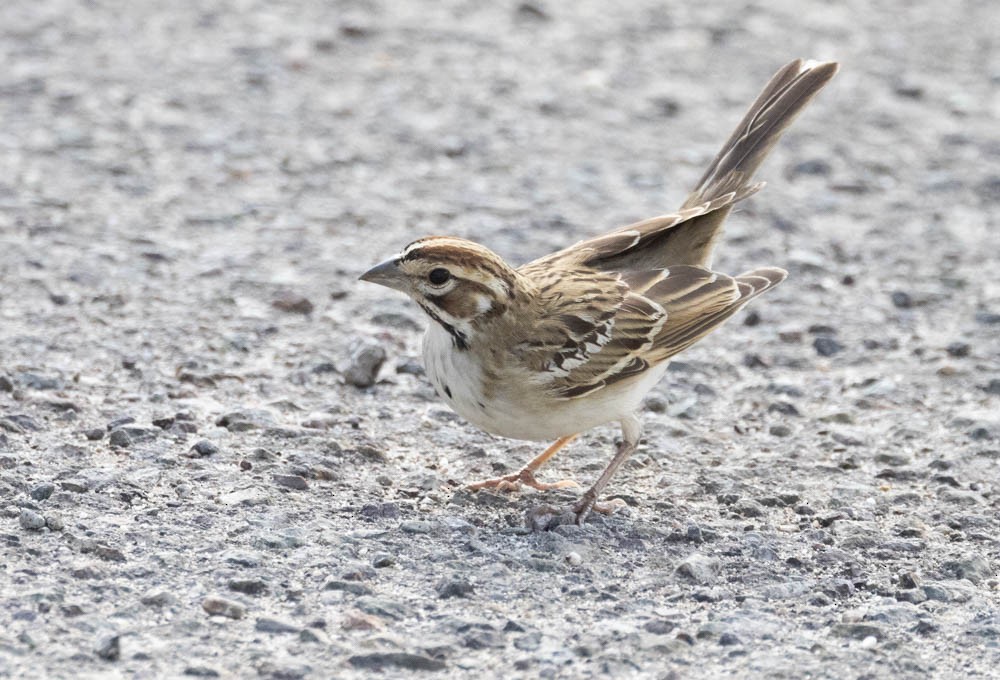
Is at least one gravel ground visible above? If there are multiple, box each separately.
[2,1,999,678]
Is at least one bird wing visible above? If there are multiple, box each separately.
[515,264,786,400]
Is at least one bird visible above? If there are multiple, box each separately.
[360,58,839,528]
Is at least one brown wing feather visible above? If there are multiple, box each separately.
[519,265,785,400]
[648,266,787,361]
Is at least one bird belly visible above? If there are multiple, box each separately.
[422,325,668,441]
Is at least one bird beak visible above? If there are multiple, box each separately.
[359,257,408,293]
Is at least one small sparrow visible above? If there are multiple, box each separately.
[361,59,838,528]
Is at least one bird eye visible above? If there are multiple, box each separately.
[428,268,451,285]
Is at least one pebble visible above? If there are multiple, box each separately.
[436,578,475,599]
[216,409,278,431]
[30,482,55,501]
[140,591,176,607]
[945,342,970,357]
[832,623,885,640]
[814,337,844,357]
[768,401,801,417]
[95,634,121,661]
[354,596,410,620]
[940,555,993,584]
[108,429,132,448]
[343,339,386,387]
[84,428,105,441]
[272,291,314,314]
[255,617,300,634]
[189,440,219,457]
[19,509,46,531]
[675,554,721,585]
[400,520,435,534]
[273,474,309,490]
[228,579,268,595]
[348,653,446,672]
[61,480,89,494]
[891,291,913,308]
[769,424,792,437]
[202,596,246,619]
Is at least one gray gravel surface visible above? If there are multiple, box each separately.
[2,1,999,678]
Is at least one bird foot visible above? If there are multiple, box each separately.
[467,469,580,493]
[525,496,628,531]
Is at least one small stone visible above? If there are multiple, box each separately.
[790,158,831,177]
[348,653,446,672]
[768,401,801,417]
[983,379,1000,395]
[372,553,395,568]
[946,342,970,358]
[341,610,384,631]
[743,310,762,327]
[60,480,89,493]
[107,415,136,430]
[30,482,55,501]
[108,429,132,448]
[323,580,372,596]
[152,415,175,429]
[769,424,792,437]
[515,1,551,21]
[183,667,220,678]
[891,291,913,309]
[45,514,64,531]
[95,545,126,562]
[360,502,400,520]
[354,596,410,620]
[974,312,1000,325]
[140,591,176,607]
[395,360,425,376]
[96,634,121,661]
[400,520,434,534]
[436,577,474,599]
[273,474,309,490]
[832,623,886,641]
[202,596,246,619]
[675,553,721,585]
[643,395,668,413]
[344,339,387,388]
[228,579,268,595]
[814,337,844,357]
[255,617,300,634]
[189,440,219,457]
[84,428,105,441]
[272,291,314,314]
[216,409,277,431]
[940,555,993,584]
[19,509,46,531]
[0,376,13,392]
[718,632,741,646]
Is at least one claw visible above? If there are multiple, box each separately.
[468,469,579,493]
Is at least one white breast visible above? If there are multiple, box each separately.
[421,323,668,442]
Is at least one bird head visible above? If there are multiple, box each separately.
[360,237,520,348]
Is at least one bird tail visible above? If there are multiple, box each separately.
[683,59,840,210]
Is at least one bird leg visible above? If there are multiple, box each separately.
[526,415,641,530]
[467,435,580,492]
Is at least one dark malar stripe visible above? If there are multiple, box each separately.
[418,302,469,350]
